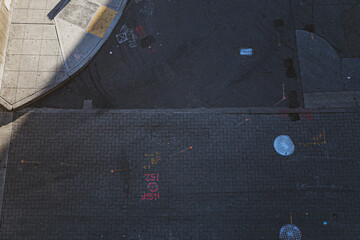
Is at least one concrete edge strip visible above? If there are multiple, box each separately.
[0,96,12,111]
[304,91,360,108]
[66,0,127,76]
[0,112,13,220]
[16,107,360,115]
[1,1,128,111]
[54,17,72,75]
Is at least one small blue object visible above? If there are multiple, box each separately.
[240,48,253,56]
[323,221,327,225]
[274,135,295,156]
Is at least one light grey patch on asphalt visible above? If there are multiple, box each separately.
[279,224,302,240]
[274,135,295,156]
[83,99,93,109]
[140,0,155,15]
[304,91,360,108]
[57,0,99,29]
[116,25,138,48]
[341,58,360,91]
[296,30,343,93]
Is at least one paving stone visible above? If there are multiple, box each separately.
[1,71,19,88]
[8,24,26,39]
[11,9,28,23]
[6,39,23,55]
[22,39,42,55]
[40,39,60,55]
[0,88,16,104]
[19,55,39,71]
[15,88,36,102]
[17,72,38,89]
[38,56,58,72]
[35,71,56,89]
[42,25,57,40]
[4,55,21,71]
[28,0,47,9]
[57,0,99,29]
[14,0,30,9]
[24,24,44,40]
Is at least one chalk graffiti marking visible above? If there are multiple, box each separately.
[142,173,160,200]
[144,173,159,182]
[74,53,85,63]
[298,128,326,146]
[143,152,161,169]
[142,192,160,200]
[140,0,155,15]
[116,24,138,48]
[238,118,250,126]
[136,25,156,54]
[147,182,159,192]
[20,160,77,168]
[109,168,130,173]
[273,83,286,107]
[169,146,192,157]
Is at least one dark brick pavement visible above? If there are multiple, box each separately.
[0,109,359,239]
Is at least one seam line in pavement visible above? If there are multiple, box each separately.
[15,107,360,114]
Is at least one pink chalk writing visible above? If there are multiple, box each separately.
[144,173,159,182]
[142,192,160,200]
[141,173,160,200]
[147,182,159,192]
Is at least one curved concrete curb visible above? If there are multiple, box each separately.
[296,30,343,93]
[0,0,128,111]
[296,30,360,109]
[0,96,12,111]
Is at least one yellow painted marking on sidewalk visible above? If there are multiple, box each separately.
[238,118,250,126]
[169,146,193,157]
[20,160,41,164]
[86,6,117,38]
[298,128,326,146]
[110,168,130,173]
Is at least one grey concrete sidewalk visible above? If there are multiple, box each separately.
[0,0,127,111]
[293,1,360,109]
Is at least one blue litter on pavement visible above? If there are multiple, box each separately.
[323,221,327,225]
[279,224,302,240]
[274,135,295,156]
[240,48,253,56]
